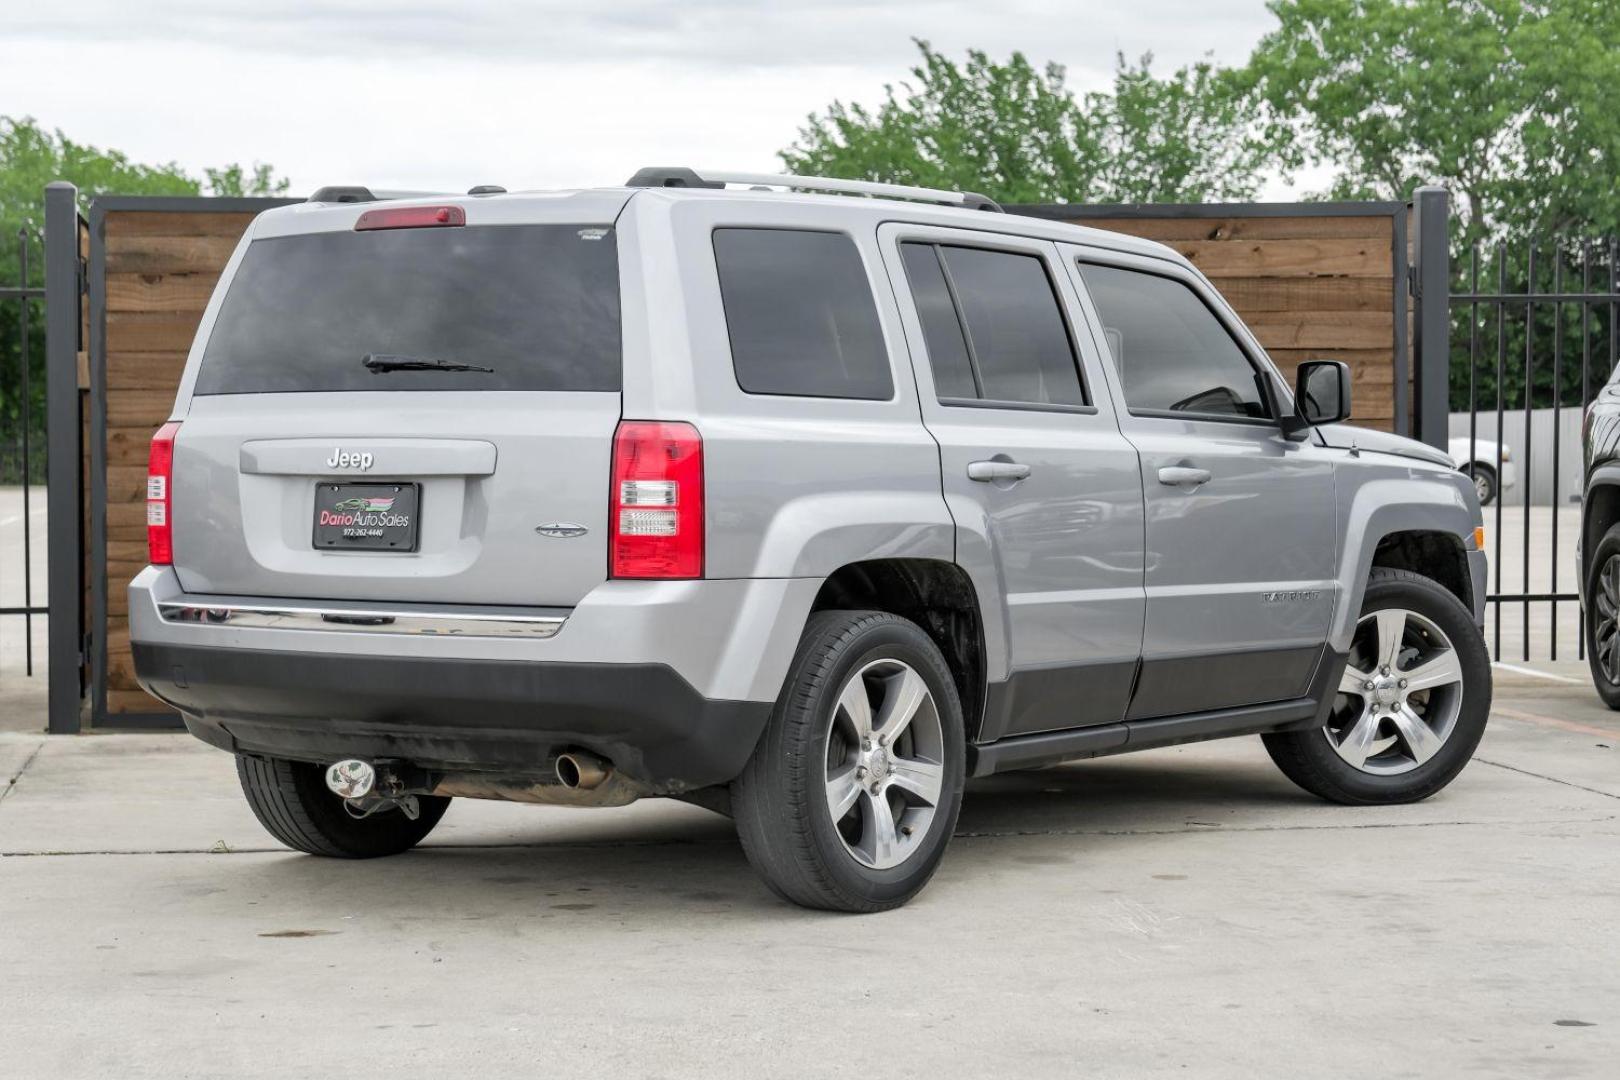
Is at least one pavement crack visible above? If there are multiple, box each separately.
[1474,757,1620,800]
[0,741,44,810]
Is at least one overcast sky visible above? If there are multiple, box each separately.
[0,1,1301,197]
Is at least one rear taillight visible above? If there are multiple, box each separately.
[147,421,180,566]
[610,421,703,579]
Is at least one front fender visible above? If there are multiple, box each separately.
[1332,467,1481,652]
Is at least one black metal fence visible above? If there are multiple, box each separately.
[0,226,46,675]
[1449,231,1620,661]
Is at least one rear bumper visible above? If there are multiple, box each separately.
[128,565,821,789]
[134,641,771,790]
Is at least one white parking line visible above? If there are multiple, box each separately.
[1492,661,1585,684]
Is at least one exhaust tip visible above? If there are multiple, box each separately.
[325,759,376,799]
[555,752,609,791]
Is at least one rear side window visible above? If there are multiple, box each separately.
[195,224,621,394]
[899,242,1086,408]
[713,228,893,400]
[1077,262,1271,420]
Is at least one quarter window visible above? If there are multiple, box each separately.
[713,228,893,400]
[900,242,1085,408]
[1077,263,1271,420]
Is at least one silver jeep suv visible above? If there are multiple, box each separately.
[131,169,1493,911]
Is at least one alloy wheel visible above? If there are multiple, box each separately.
[1593,554,1620,685]
[1473,472,1491,504]
[1325,607,1465,775]
[824,658,946,870]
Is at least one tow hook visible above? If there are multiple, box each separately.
[325,759,422,821]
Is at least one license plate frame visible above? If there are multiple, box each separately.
[312,482,421,552]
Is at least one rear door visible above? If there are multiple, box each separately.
[879,224,1146,740]
[168,199,626,607]
[1063,246,1339,719]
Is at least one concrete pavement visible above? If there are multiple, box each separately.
[1,669,1616,1079]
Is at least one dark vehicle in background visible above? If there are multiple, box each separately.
[1582,382,1620,706]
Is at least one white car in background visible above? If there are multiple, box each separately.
[1448,437,1516,505]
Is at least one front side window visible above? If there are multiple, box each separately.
[1077,262,1270,420]
[713,228,893,400]
[899,242,1086,408]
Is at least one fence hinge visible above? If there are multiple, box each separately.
[1407,263,1420,298]
[77,255,88,295]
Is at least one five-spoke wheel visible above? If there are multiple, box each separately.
[824,658,947,870]
[1327,607,1465,775]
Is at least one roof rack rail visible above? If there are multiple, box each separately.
[624,168,1003,213]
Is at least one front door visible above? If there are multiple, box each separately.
[1063,247,1339,720]
[880,225,1145,739]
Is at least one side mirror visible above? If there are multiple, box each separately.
[1282,360,1352,438]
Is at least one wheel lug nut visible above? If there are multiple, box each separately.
[1380,666,1390,676]
[855,766,868,779]
[1363,680,1375,690]
[861,739,871,751]
[869,782,882,794]
[877,734,887,747]
[1398,679,1408,689]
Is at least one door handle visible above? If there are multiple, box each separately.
[1158,466,1212,487]
[968,460,1032,483]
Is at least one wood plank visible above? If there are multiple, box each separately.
[109,501,148,530]
[106,689,175,716]
[1080,215,1394,243]
[105,310,205,353]
[1245,312,1393,350]
[106,271,220,314]
[107,467,147,505]
[1208,277,1395,314]
[103,234,240,275]
[106,390,178,427]
[107,425,164,468]
[104,211,257,238]
[1167,239,1391,278]
[107,352,188,391]
[1269,347,1395,370]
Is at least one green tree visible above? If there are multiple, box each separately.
[1245,0,1620,241]
[782,41,1283,204]
[204,162,291,198]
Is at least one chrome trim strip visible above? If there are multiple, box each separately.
[156,600,565,638]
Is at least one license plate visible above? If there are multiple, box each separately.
[313,483,420,552]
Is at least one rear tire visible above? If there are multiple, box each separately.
[1263,568,1491,805]
[732,610,965,912]
[236,754,449,858]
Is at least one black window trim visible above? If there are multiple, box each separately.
[710,224,898,404]
[1073,254,1290,428]
[899,235,1096,415]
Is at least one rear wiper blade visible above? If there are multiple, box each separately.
[363,353,494,374]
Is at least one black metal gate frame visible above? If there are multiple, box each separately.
[1447,223,1620,662]
[0,229,45,672]
[43,182,85,733]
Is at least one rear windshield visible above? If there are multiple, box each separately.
[194,223,621,394]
